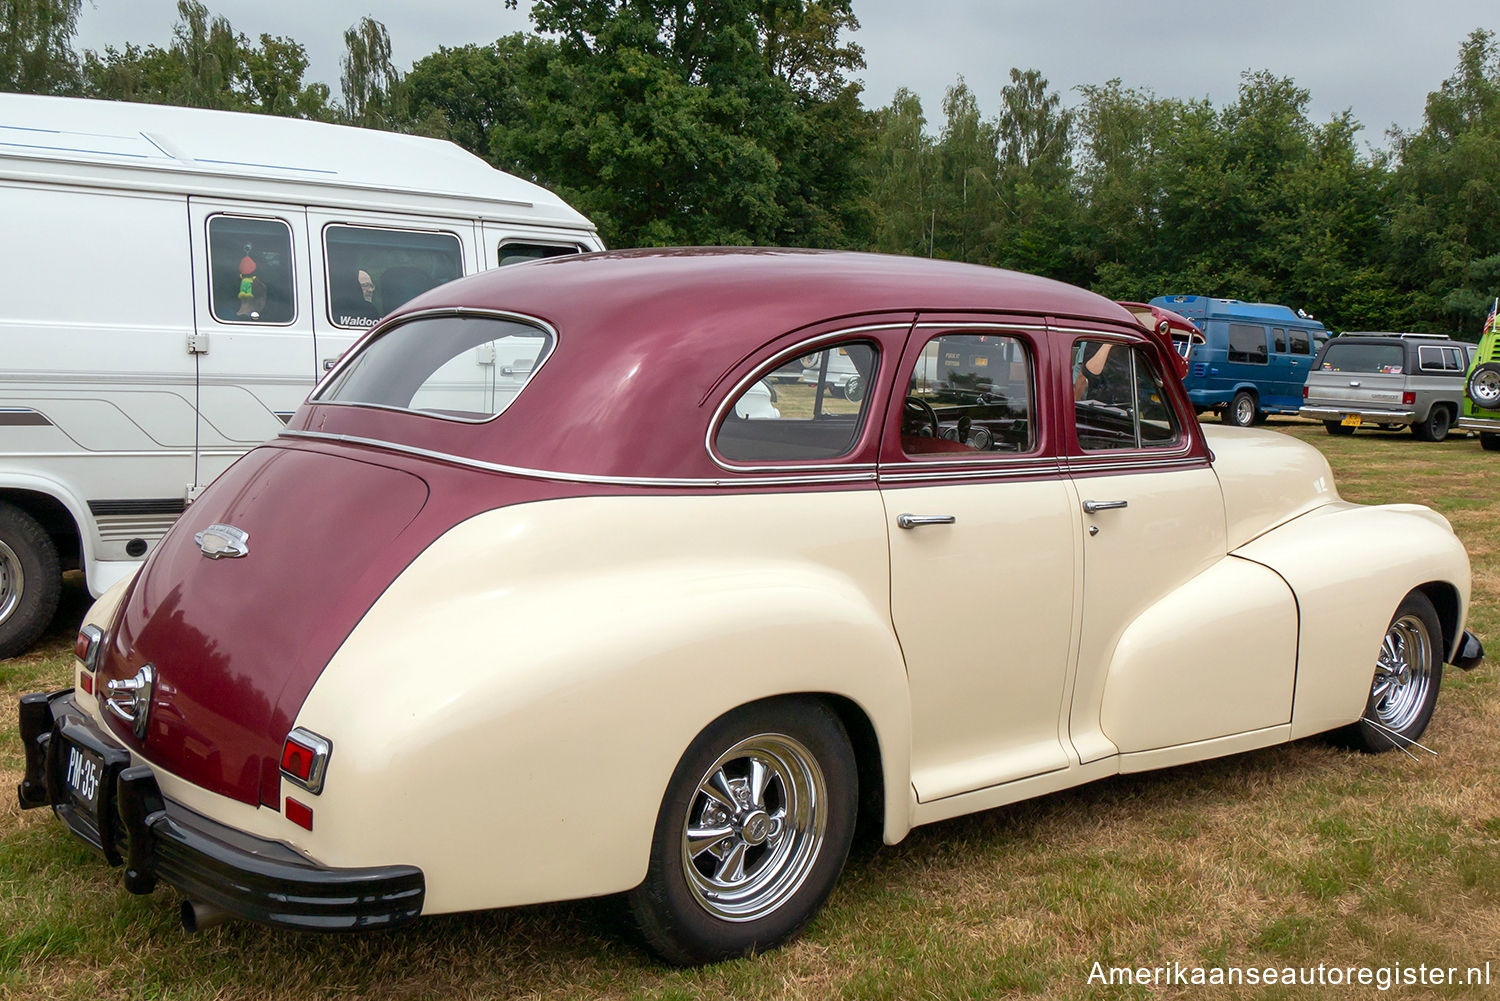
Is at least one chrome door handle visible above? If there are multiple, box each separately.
[1083,499,1128,514]
[897,513,956,530]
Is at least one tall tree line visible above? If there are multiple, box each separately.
[3,0,1498,334]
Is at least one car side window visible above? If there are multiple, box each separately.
[497,242,583,266]
[715,342,878,463]
[900,333,1035,457]
[324,225,464,329]
[1290,329,1310,355]
[1073,340,1181,451]
[208,215,295,324]
[1227,323,1268,364]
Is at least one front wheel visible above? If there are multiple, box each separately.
[627,700,857,965]
[1347,591,1443,753]
[1223,390,1258,427]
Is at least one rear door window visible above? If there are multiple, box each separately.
[1073,341,1181,451]
[208,215,296,324]
[324,225,464,329]
[1227,324,1268,364]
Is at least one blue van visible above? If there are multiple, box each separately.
[1149,295,1329,425]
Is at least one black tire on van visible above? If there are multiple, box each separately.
[1412,406,1452,442]
[1223,390,1258,427]
[0,502,62,660]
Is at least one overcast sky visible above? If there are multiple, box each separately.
[74,1,1498,148]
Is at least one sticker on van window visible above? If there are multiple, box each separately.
[1381,365,1403,374]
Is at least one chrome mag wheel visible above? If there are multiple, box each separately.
[1370,611,1436,733]
[0,537,21,626]
[680,733,827,922]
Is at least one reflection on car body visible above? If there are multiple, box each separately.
[17,249,1485,967]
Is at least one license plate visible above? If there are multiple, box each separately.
[61,737,106,817]
[1341,414,1362,427]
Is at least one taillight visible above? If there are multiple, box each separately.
[1403,391,1416,405]
[75,624,103,693]
[1302,385,1309,399]
[279,728,332,795]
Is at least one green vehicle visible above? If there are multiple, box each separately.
[1458,299,1500,451]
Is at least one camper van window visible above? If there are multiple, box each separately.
[1290,329,1311,355]
[1273,327,1286,352]
[496,242,583,267]
[208,216,295,325]
[1227,323,1269,364]
[325,225,463,329]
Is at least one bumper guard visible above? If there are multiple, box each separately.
[18,690,424,932]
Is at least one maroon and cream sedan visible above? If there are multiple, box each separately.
[18,250,1485,964]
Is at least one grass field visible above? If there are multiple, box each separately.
[2,420,1497,1000]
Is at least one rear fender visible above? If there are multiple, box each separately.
[293,492,911,914]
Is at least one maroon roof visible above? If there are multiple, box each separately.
[289,249,1141,478]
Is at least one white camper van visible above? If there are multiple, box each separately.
[0,94,604,657]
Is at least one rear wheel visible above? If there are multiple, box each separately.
[1324,420,1355,436]
[1411,406,1452,442]
[1223,390,1258,427]
[627,700,857,965]
[0,502,62,660]
[1347,591,1443,754]
[1481,433,1500,452]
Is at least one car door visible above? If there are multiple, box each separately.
[1059,321,1297,764]
[187,199,316,490]
[879,318,1080,802]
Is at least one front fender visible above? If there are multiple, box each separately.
[1233,502,1472,739]
[292,492,911,914]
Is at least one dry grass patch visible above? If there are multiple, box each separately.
[1,421,1497,999]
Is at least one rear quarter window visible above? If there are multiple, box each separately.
[1227,324,1268,364]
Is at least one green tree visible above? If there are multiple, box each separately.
[863,88,935,256]
[339,15,404,128]
[1388,28,1500,332]
[1,0,81,94]
[993,68,1078,281]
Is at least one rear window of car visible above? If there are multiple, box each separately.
[314,314,552,421]
[1319,342,1405,374]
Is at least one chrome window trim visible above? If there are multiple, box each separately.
[205,213,299,328]
[280,429,878,488]
[321,221,466,330]
[310,306,559,424]
[878,462,1068,484]
[706,323,910,474]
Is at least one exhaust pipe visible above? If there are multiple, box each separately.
[180,899,234,933]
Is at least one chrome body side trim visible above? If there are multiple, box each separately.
[279,429,878,488]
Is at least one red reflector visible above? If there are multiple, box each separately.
[74,631,92,661]
[280,738,316,781]
[285,797,313,831]
[1403,391,1416,405]
[79,672,94,695]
